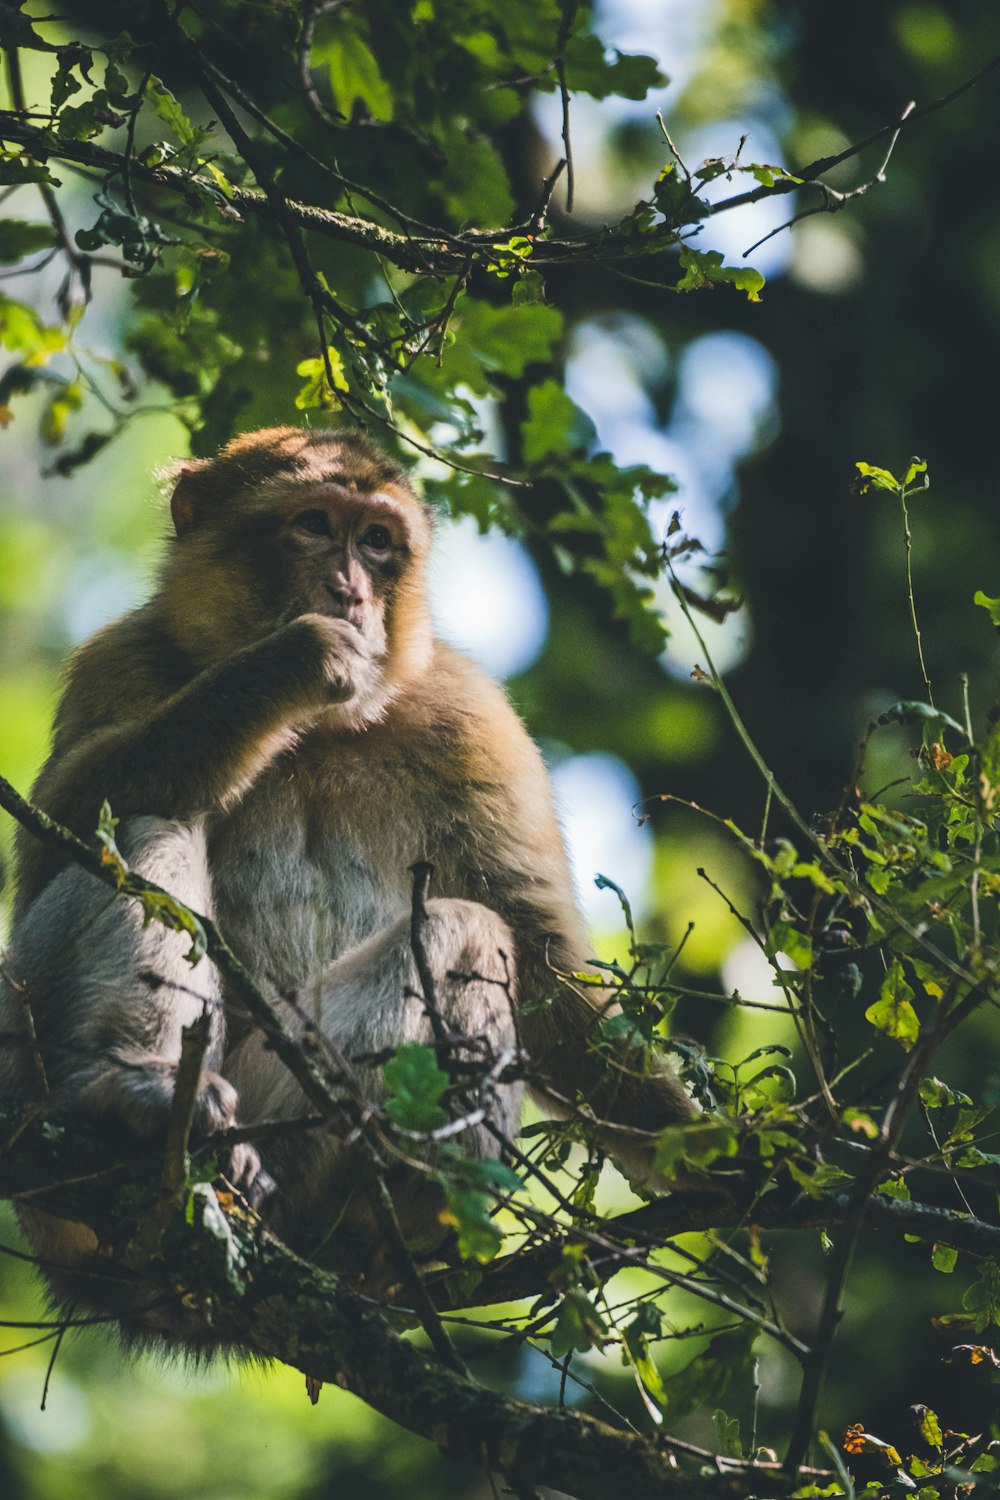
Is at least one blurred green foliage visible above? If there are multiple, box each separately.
[2,0,1000,1495]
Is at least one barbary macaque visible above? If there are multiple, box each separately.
[0,427,695,1330]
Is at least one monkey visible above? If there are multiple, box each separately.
[0,426,696,1333]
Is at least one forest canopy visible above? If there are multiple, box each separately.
[2,3,1000,1499]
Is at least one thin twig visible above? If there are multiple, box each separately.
[4,48,91,302]
[899,476,933,705]
[554,0,579,213]
[663,561,978,991]
[714,56,1000,220]
[197,52,440,243]
[783,976,987,1476]
[408,860,451,1048]
[8,51,994,283]
[129,1009,211,1263]
[366,1171,470,1378]
[528,158,567,236]
[741,99,914,258]
[39,1321,66,1410]
[297,0,347,130]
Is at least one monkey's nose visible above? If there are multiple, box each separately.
[325,581,362,609]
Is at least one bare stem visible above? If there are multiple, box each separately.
[899,487,933,705]
[130,1010,211,1263]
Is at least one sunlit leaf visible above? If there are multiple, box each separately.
[865,960,920,1050]
[383,1042,449,1132]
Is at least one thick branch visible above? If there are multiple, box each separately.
[0,1104,787,1500]
[459,1184,1000,1310]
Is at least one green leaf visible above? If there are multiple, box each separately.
[973,590,1000,630]
[442,135,515,226]
[917,1404,941,1452]
[550,1288,609,1358]
[433,1152,521,1263]
[621,1304,668,1406]
[877,700,966,737]
[747,162,802,188]
[865,959,920,1050]
[383,1042,449,1132]
[0,151,61,188]
[660,1326,758,1422]
[931,1244,957,1274]
[437,1184,501,1261]
[39,380,83,444]
[694,160,730,184]
[654,1117,739,1178]
[60,91,123,143]
[443,1153,521,1195]
[136,887,208,964]
[713,1409,743,1460]
[962,1259,1000,1331]
[767,920,813,970]
[462,300,564,385]
[0,295,66,364]
[95,799,123,866]
[316,18,394,121]
[144,77,204,150]
[562,35,665,100]
[855,460,899,492]
[904,457,928,486]
[512,270,546,306]
[521,380,592,465]
[676,246,765,302]
[295,348,350,410]
[918,1076,958,1108]
[0,220,57,264]
[75,195,175,272]
[786,1160,851,1198]
[51,54,84,110]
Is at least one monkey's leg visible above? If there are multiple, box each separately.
[232,896,522,1131]
[2,816,266,1199]
[225,898,523,1264]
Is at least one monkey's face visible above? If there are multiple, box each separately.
[267,479,423,657]
[160,433,434,690]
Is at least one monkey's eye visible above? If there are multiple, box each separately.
[361,524,392,552]
[292,509,331,537]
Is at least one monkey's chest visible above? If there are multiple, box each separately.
[206,759,438,990]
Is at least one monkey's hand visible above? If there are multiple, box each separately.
[71,1057,275,1209]
[284,613,380,708]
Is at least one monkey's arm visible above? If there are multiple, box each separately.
[18,611,370,908]
[428,651,698,1138]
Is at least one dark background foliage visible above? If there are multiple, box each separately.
[2,1,1000,1495]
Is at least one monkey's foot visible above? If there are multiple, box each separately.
[68,1057,275,1207]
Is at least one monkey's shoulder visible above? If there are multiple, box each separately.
[393,641,545,781]
[51,605,188,750]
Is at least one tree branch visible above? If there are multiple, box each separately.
[0,1102,803,1500]
[455,1182,1000,1311]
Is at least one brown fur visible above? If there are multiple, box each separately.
[1,427,694,1329]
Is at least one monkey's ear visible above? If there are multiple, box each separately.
[167,461,209,537]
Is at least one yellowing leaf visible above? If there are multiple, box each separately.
[295,347,350,409]
[865,959,919,1050]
